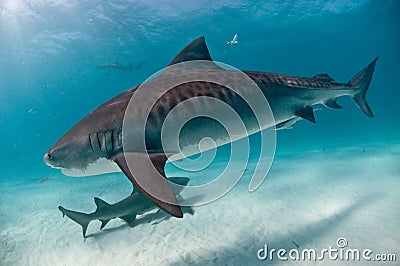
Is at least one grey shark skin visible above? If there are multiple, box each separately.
[59,177,193,238]
[44,36,378,218]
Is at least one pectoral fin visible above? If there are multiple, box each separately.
[295,106,316,123]
[120,214,137,227]
[99,219,110,230]
[113,152,183,218]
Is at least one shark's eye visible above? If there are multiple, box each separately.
[47,153,52,160]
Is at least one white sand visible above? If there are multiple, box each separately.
[1,144,399,265]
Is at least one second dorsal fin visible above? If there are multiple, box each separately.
[313,73,336,82]
[94,197,110,211]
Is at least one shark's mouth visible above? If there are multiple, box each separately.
[60,158,121,177]
[44,160,56,168]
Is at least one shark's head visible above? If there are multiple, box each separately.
[43,83,130,176]
[44,128,95,173]
[43,112,123,177]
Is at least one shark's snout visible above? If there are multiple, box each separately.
[43,152,53,167]
[44,151,63,169]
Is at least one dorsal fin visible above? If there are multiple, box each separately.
[94,197,110,211]
[313,73,336,82]
[168,36,214,66]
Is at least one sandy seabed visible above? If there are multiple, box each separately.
[1,144,399,266]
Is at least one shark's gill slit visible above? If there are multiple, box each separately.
[105,130,112,152]
[110,130,114,151]
[88,134,94,152]
[100,131,107,151]
[89,132,100,152]
[117,131,122,148]
[96,131,102,151]
[112,129,121,151]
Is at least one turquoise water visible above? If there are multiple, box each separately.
[1,0,399,177]
[1,1,399,265]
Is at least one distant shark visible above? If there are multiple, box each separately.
[97,61,145,72]
[44,36,377,218]
[59,177,194,238]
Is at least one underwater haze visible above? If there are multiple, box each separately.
[1,1,399,265]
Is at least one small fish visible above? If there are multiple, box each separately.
[226,33,238,45]
[291,240,300,248]
[38,175,52,184]
[27,108,37,114]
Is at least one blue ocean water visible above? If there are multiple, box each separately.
[0,0,399,177]
[0,1,399,265]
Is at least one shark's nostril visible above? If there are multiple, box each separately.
[44,153,51,161]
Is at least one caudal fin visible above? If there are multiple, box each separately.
[349,58,378,118]
[59,206,91,238]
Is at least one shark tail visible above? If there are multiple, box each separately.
[349,57,378,118]
[58,206,91,238]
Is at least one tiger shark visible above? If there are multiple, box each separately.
[44,36,377,219]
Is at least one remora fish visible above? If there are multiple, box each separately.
[59,177,193,238]
[44,36,377,218]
